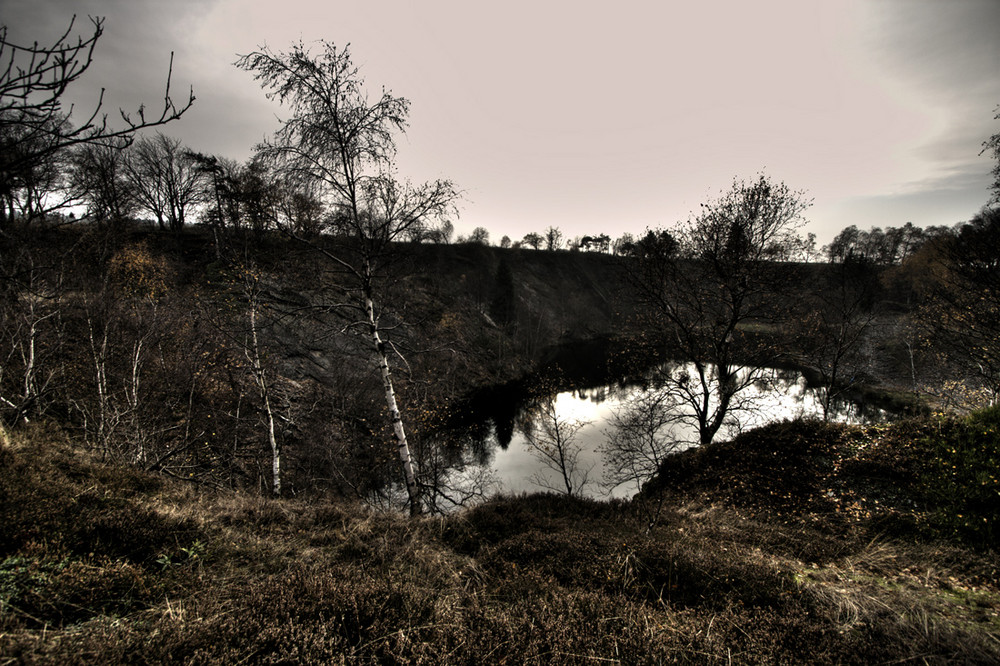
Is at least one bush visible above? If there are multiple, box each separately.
[916,407,1000,547]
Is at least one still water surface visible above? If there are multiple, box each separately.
[438,364,886,504]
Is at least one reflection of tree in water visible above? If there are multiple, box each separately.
[468,361,888,450]
[575,386,609,403]
[825,394,889,423]
[412,430,499,514]
[421,357,895,510]
[491,402,519,450]
[574,380,648,406]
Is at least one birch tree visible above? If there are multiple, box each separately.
[241,263,283,496]
[0,249,63,425]
[237,41,458,515]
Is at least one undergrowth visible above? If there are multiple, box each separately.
[1,417,998,664]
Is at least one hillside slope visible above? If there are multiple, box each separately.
[2,414,998,664]
[1,227,652,496]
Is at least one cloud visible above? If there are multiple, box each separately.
[860,1,1000,181]
[4,0,997,243]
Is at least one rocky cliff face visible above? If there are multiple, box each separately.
[256,239,643,393]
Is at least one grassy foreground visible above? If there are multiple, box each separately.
[1,414,999,664]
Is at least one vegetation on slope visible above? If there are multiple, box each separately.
[648,408,1000,550]
[2,413,998,664]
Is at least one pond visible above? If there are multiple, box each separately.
[423,361,891,509]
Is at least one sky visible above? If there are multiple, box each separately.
[4,0,999,245]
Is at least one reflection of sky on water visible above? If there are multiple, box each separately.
[485,366,885,501]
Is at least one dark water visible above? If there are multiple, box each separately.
[424,360,892,506]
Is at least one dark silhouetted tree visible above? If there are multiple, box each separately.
[0,15,193,228]
[544,225,563,251]
[522,232,543,250]
[126,133,205,232]
[628,174,810,445]
[468,226,490,245]
[799,254,880,419]
[926,208,1000,403]
[983,105,1000,204]
[71,140,136,229]
[613,232,635,256]
[824,223,929,265]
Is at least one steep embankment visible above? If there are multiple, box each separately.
[401,242,641,351]
[226,237,648,413]
[3,227,656,495]
[207,232,642,387]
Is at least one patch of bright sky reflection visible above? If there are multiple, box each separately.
[488,366,879,501]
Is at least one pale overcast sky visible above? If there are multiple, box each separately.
[4,0,998,244]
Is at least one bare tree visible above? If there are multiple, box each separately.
[186,151,238,240]
[798,255,880,419]
[982,105,1000,205]
[0,113,75,223]
[275,176,325,237]
[239,263,286,497]
[0,250,64,425]
[412,433,499,514]
[600,388,684,493]
[70,139,136,228]
[522,397,592,496]
[126,133,204,231]
[80,241,172,463]
[544,226,563,251]
[628,174,810,445]
[0,15,193,228]
[237,41,458,516]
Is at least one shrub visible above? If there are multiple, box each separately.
[916,408,1000,547]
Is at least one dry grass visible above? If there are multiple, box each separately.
[2,420,999,664]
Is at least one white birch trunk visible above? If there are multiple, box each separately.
[127,337,145,464]
[366,294,421,516]
[87,316,110,450]
[248,295,280,497]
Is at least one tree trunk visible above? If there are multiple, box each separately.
[248,298,281,497]
[366,294,421,516]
